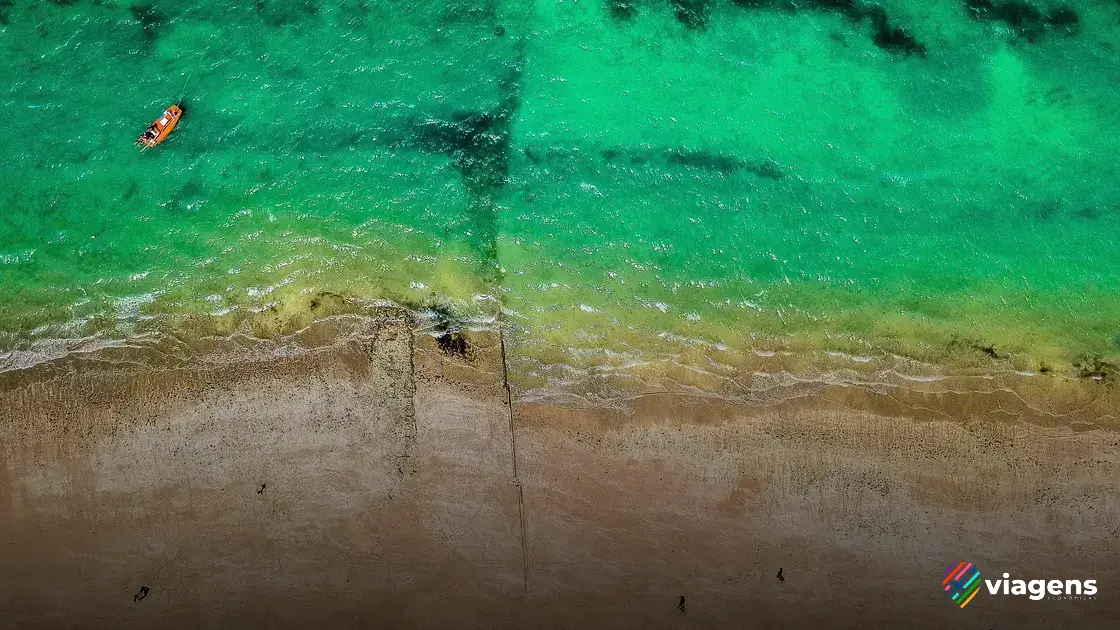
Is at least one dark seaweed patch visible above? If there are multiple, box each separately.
[409,56,522,199]
[336,0,370,27]
[1074,205,1101,221]
[396,47,522,276]
[308,291,345,312]
[130,3,164,45]
[609,0,637,21]
[670,0,711,29]
[748,158,785,180]
[436,331,471,358]
[964,0,1080,42]
[1074,356,1117,382]
[977,344,1000,359]
[1035,199,1061,221]
[413,111,510,194]
[726,0,925,58]
[167,179,205,213]
[611,148,787,179]
[439,2,496,25]
[666,149,743,172]
[255,0,319,28]
[866,8,926,57]
[412,303,476,358]
[950,336,1005,360]
[0,0,13,25]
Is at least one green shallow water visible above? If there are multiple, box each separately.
[2,0,1119,377]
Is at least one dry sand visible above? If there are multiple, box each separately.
[1,313,1117,628]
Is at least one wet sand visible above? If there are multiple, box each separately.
[1,313,1117,628]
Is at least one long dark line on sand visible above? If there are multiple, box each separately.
[499,326,529,594]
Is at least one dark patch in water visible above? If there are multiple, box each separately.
[1045,5,1080,34]
[130,3,164,45]
[748,158,785,180]
[524,147,544,164]
[976,343,1000,359]
[1074,355,1116,382]
[493,25,506,37]
[336,0,370,28]
[670,0,711,29]
[439,2,497,25]
[1074,205,1101,221]
[864,6,926,57]
[255,0,320,28]
[666,149,742,172]
[727,0,925,58]
[49,0,79,5]
[388,35,524,272]
[413,111,510,195]
[409,50,523,202]
[604,147,786,179]
[0,0,13,25]
[964,0,1080,42]
[168,179,205,213]
[308,291,345,312]
[609,0,637,21]
[950,335,1004,360]
[1035,199,1061,221]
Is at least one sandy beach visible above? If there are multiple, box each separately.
[1,311,1116,628]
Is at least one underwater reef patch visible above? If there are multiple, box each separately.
[949,335,1006,360]
[1074,355,1117,382]
[609,0,638,21]
[723,0,927,57]
[407,55,523,198]
[964,0,1080,42]
[598,146,788,180]
[254,0,320,28]
[670,0,712,29]
[130,3,165,45]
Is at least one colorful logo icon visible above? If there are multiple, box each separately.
[944,562,982,608]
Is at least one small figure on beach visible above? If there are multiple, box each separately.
[133,585,149,602]
[777,567,784,582]
[677,595,686,613]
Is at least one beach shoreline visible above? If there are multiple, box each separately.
[1,312,1117,627]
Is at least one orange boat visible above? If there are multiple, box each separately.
[135,104,183,150]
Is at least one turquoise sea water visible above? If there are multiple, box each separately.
[2,1,1119,380]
